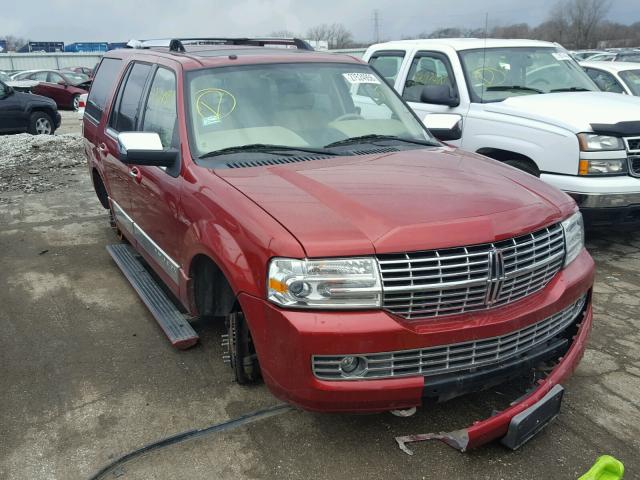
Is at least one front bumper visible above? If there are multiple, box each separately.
[239,249,594,425]
[541,173,640,225]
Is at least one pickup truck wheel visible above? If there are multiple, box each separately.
[28,112,53,135]
[225,311,260,384]
[504,159,540,177]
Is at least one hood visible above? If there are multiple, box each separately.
[484,92,640,133]
[216,148,574,257]
[15,90,56,107]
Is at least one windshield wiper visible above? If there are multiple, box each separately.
[485,85,544,94]
[324,134,438,148]
[549,87,591,92]
[198,144,337,159]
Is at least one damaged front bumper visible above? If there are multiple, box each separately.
[395,299,593,453]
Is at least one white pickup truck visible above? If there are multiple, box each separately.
[363,38,640,227]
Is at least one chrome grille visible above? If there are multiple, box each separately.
[312,294,586,380]
[625,137,640,152]
[629,156,640,177]
[377,223,565,319]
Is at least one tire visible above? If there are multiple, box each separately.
[226,311,260,384]
[71,94,81,111]
[27,111,54,135]
[503,159,540,177]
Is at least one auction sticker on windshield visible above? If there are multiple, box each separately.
[343,72,381,84]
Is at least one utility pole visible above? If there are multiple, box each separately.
[373,9,380,43]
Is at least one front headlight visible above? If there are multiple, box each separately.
[561,211,584,267]
[267,257,382,309]
[577,133,625,151]
[578,158,628,176]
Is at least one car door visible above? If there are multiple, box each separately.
[102,61,153,241]
[128,65,184,288]
[28,71,51,101]
[0,81,25,132]
[45,72,71,107]
[399,51,467,146]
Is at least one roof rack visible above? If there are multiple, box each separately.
[126,37,314,52]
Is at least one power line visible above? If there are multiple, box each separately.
[373,9,381,43]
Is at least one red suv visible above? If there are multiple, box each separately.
[84,38,594,450]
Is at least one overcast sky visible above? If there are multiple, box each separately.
[1,0,638,44]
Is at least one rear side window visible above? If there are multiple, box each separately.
[86,58,122,122]
[584,68,625,94]
[141,68,177,147]
[110,62,152,132]
[369,51,405,84]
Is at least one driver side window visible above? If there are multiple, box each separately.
[403,54,454,103]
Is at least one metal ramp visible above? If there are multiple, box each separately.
[107,244,198,350]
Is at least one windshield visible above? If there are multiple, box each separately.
[620,70,640,96]
[186,63,432,161]
[459,47,598,103]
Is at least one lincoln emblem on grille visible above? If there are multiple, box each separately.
[485,247,507,305]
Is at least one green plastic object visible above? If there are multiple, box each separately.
[579,455,624,480]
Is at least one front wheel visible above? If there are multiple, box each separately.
[71,94,80,111]
[224,311,260,384]
[28,112,53,135]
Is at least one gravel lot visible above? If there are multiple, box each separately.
[0,122,638,479]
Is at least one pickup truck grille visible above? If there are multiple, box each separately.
[312,294,586,380]
[625,137,640,152]
[377,223,565,320]
[630,156,640,177]
[624,137,640,176]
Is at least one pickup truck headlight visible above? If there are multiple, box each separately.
[578,158,628,176]
[578,133,625,151]
[267,257,382,309]
[561,211,584,267]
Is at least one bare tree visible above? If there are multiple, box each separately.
[565,0,612,48]
[269,30,298,38]
[1,36,29,51]
[306,23,353,49]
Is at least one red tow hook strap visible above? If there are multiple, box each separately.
[395,428,470,455]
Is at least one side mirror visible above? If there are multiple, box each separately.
[423,113,463,142]
[118,132,178,167]
[420,85,459,107]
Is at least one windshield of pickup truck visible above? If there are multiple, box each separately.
[459,47,598,103]
[620,70,640,96]
[186,63,433,161]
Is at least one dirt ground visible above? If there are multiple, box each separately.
[0,120,639,479]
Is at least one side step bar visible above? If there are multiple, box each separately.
[106,244,199,350]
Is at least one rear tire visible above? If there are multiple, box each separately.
[504,159,540,177]
[28,112,53,135]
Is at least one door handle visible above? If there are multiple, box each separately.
[129,167,142,183]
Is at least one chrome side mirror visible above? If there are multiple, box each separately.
[117,132,178,167]
[423,113,463,142]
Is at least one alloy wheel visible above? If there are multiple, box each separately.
[35,117,52,135]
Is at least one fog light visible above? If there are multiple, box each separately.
[340,356,361,374]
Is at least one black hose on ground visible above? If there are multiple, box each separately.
[88,403,292,480]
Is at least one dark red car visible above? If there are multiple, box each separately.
[14,69,90,110]
[84,38,594,451]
